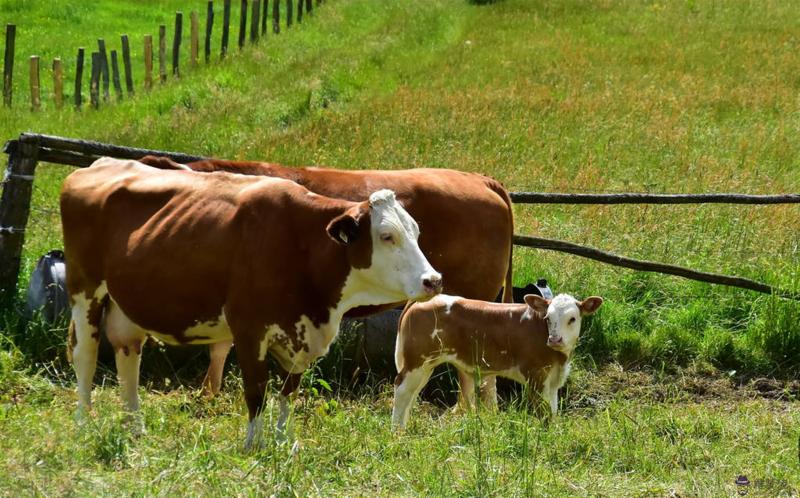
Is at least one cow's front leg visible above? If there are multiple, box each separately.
[237,340,271,451]
[276,369,302,443]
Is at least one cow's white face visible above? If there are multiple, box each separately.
[525,294,603,354]
[328,189,442,305]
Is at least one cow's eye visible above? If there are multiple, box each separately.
[568,317,576,325]
[380,233,394,244]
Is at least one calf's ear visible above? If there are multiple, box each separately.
[327,213,360,245]
[578,297,604,315]
[523,294,549,315]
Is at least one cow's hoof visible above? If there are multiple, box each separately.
[122,413,147,437]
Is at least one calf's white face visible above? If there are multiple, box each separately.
[525,293,603,353]
[330,189,442,304]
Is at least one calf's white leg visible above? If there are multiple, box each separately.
[202,340,233,397]
[392,367,433,430]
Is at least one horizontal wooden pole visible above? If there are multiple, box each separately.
[510,192,800,205]
[513,234,800,301]
[17,133,205,165]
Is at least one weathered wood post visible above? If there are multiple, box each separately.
[190,11,200,67]
[221,0,231,58]
[29,56,40,111]
[286,0,293,28]
[0,140,39,304]
[205,1,214,63]
[158,25,167,83]
[97,39,110,102]
[273,0,280,34]
[261,0,269,35]
[297,0,303,23]
[121,34,134,96]
[52,58,63,109]
[251,0,260,43]
[173,12,183,77]
[144,35,153,90]
[306,0,312,15]
[74,47,84,108]
[238,0,248,50]
[110,50,123,101]
[3,24,16,107]
[90,52,101,109]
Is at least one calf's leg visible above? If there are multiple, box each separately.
[392,367,433,430]
[201,340,233,397]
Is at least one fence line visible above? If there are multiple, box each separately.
[511,192,800,205]
[0,132,797,305]
[0,0,325,112]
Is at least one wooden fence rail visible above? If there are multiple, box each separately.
[0,132,798,305]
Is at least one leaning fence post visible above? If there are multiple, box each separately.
[238,0,248,50]
[110,50,123,101]
[121,34,134,96]
[29,56,40,111]
[190,11,200,67]
[159,25,167,83]
[251,0,260,43]
[97,39,110,102]
[273,0,280,34]
[90,51,101,109]
[3,24,16,107]
[52,58,63,109]
[74,47,84,109]
[144,35,153,90]
[221,0,231,58]
[173,12,183,77]
[205,1,214,63]
[0,140,40,304]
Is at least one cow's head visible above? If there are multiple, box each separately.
[327,189,442,304]
[524,293,603,354]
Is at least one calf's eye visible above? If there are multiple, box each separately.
[568,317,576,325]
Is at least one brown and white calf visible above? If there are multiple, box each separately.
[138,155,515,402]
[392,293,603,429]
[61,157,442,448]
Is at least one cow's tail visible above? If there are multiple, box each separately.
[486,176,515,304]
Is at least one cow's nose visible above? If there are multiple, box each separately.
[422,274,443,295]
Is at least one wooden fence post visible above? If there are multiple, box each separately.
[251,0,260,43]
[261,0,268,35]
[297,0,303,23]
[52,58,63,109]
[221,0,231,58]
[205,1,214,63]
[90,52,101,108]
[173,12,183,78]
[190,11,199,66]
[238,0,248,50]
[306,0,312,15]
[286,0,293,28]
[74,47,84,109]
[144,35,153,90]
[273,0,280,34]
[3,24,16,107]
[121,34,134,95]
[29,56,40,111]
[110,50,123,101]
[97,39,110,102]
[159,25,167,83]
[0,140,39,304]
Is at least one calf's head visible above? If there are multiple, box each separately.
[327,189,442,303]
[525,293,603,354]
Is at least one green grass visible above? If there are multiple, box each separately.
[1,0,799,493]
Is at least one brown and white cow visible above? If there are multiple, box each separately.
[61,157,442,448]
[392,293,603,429]
[139,156,515,404]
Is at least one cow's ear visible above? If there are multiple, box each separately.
[578,297,603,316]
[523,294,549,315]
[326,213,360,245]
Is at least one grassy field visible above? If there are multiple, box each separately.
[1,0,799,494]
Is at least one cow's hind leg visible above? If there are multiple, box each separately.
[392,367,433,430]
[69,286,106,418]
[105,301,147,434]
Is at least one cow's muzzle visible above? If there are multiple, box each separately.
[421,273,443,296]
